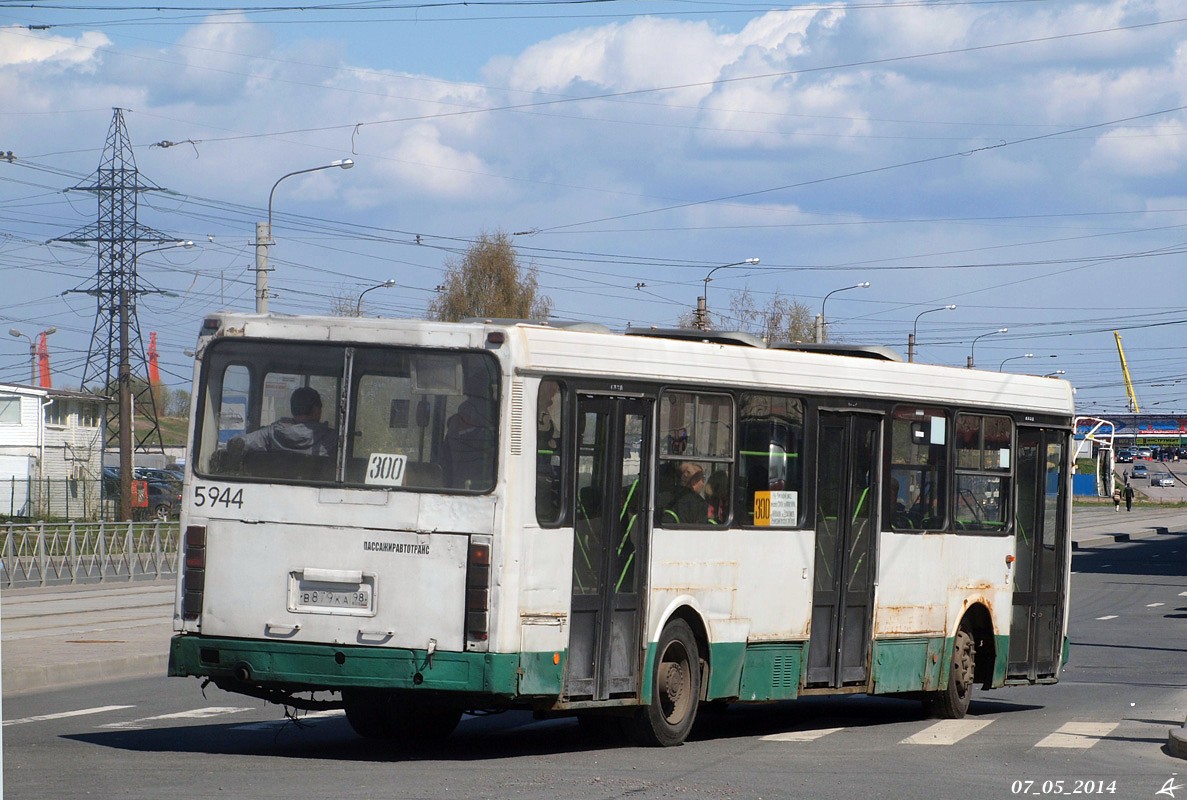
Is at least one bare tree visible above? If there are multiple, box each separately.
[428,231,552,322]
[329,289,362,317]
[745,291,815,343]
[680,288,814,342]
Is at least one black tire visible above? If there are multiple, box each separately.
[925,627,976,719]
[343,690,462,742]
[153,504,171,521]
[629,618,700,747]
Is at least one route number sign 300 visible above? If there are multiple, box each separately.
[365,453,407,487]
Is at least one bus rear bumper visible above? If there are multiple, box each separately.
[169,634,524,698]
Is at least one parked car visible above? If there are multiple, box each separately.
[1131,464,1149,479]
[1116,448,1133,463]
[1136,447,1153,459]
[1150,472,1176,488]
[134,466,183,486]
[102,468,180,520]
[144,481,181,520]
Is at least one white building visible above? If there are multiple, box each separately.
[0,383,109,519]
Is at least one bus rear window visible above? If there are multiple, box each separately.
[194,340,499,492]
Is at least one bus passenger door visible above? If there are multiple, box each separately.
[565,395,652,701]
[808,412,879,687]
[1008,428,1068,681]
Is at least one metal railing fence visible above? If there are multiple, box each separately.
[0,476,107,521]
[0,520,179,589]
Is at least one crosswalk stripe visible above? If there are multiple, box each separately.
[760,727,843,742]
[230,710,343,731]
[99,706,252,730]
[3,705,134,727]
[1034,722,1118,749]
[901,718,993,745]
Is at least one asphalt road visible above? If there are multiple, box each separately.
[4,533,1185,800]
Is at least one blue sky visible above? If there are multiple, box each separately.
[1,0,1186,417]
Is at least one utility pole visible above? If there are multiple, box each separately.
[255,221,270,313]
[119,289,133,520]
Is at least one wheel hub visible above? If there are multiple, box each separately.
[660,661,686,705]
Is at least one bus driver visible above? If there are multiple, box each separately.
[232,387,337,457]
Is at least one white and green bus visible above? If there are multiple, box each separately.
[170,314,1073,747]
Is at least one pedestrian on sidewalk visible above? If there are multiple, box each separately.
[1124,482,1135,512]
[1113,487,1122,511]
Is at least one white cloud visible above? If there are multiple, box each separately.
[377,123,490,197]
[0,26,110,69]
[1092,120,1187,177]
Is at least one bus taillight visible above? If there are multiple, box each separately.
[182,525,206,621]
[466,537,492,647]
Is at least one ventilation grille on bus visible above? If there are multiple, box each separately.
[772,653,799,690]
[509,379,524,456]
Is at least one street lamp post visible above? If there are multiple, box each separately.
[696,257,760,330]
[8,326,56,385]
[999,353,1035,372]
[967,327,1008,369]
[256,159,354,314]
[815,281,870,343]
[1045,370,1067,378]
[907,304,957,363]
[355,279,396,316]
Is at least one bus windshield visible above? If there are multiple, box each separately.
[193,339,499,492]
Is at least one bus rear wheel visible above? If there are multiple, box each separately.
[629,618,700,747]
[925,627,976,719]
[343,690,462,742]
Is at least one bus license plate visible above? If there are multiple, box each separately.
[288,581,374,615]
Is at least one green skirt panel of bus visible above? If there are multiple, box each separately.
[169,635,528,697]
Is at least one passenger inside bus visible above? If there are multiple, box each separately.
[232,387,337,457]
[441,395,496,489]
[669,462,709,524]
[706,470,730,524]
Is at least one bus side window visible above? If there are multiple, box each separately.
[655,391,733,528]
[738,393,804,528]
[887,406,949,531]
[536,380,564,524]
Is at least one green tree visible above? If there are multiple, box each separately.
[166,388,191,417]
[428,231,552,322]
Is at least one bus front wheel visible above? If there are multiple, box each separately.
[925,627,975,719]
[343,690,462,742]
[629,618,700,747]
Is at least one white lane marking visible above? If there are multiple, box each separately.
[230,710,344,731]
[761,727,843,742]
[1034,722,1118,749]
[1147,603,1166,607]
[900,718,994,745]
[3,705,134,727]
[1096,615,1118,620]
[99,706,252,730]
[1179,591,1187,597]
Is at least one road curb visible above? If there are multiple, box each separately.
[1169,721,1187,760]
[2,653,169,698]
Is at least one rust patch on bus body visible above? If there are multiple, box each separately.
[876,604,944,635]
